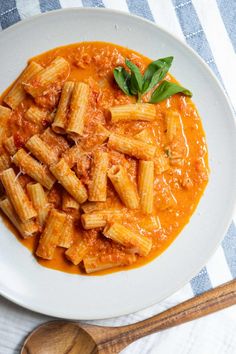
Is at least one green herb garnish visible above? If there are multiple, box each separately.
[113,56,192,103]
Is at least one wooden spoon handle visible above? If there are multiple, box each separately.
[113,279,236,347]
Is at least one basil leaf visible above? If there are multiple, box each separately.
[143,66,168,94]
[113,67,131,96]
[125,59,143,94]
[150,80,192,103]
[142,56,173,93]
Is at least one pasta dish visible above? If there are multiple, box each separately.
[0,42,208,275]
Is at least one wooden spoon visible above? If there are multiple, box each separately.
[21,279,236,354]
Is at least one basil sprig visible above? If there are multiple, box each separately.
[113,56,192,103]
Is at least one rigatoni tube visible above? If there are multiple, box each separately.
[0,105,11,120]
[108,165,139,209]
[0,168,37,222]
[88,151,108,202]
[4,61,43,108]
[63,145,83,168]
[3,136,17,155]
[0,153,11,172]
[24,105,49,125]
[25,135,58,165]
[40,128,70,154]
[12,148,56,190]
[52,81,74,134]
[80,201,106,214]
[83,254,137,274]
[110,103,156,123]
[26,183,49,227]
[62,190,79,211]
[36,209,67,260]
[24,57,70,98]
[108,133,156,160]
[57,215,74,248]
[65,240,88,265]
[50,158,88,204]
[81,213,106,229]
[103,222,152,256]
[0,198,38,238]
[81,210,123,230]
[67,82,90,136]
[138,160,154,214]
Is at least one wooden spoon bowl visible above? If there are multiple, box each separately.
[21,279,236,354]
[21,321,97,354]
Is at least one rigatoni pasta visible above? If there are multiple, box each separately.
[66,82,90,136]
[103,222,152,256]
[36,209,67,260]
[108,133,156,160]
[62,190,79,211]
[24,57,70,98]
[0,168,37,221]
[4,61,43,108]
[110,103,156,123]
[83,254,137,274]
[63,145,83,168]
[0,106,11,142]
[40,128,70,154]
[25,135,58,165]
[0,42,208,276]
[57,214,74,248]
[88,151,108,202]
[12,148,56,189]
[52,81,74,134]
[81,213,107,229]
[81,210,123,229]
[108,165,139,209]
[26,183,49,227]
[24,105,49,126]
[80,201,106,214]
[50,158,88,204]
[0,153,11,172]
[3,136,17,155]
[138,160,154,214]
[0,105,11,120]
[65,240,88,265]
[0,198,38,238]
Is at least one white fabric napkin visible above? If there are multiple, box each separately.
[0,0,236,353]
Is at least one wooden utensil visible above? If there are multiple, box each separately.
[21,279,236,354]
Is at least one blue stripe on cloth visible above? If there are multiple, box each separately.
[172,0,222,81]
[190,267,212,295]
[126,0,154,22]
[39,0,61,12]
[82,0,105,8]
[216,0,236,51]
[222,223,236,278]
[0,1,20,30]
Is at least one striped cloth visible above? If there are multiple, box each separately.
[0,1,235,353]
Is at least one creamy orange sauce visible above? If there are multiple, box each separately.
[0,42,208,275]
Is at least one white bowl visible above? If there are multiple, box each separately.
[0,8,235,320]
